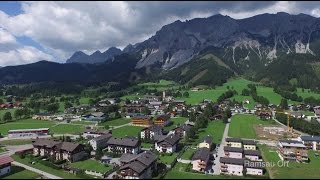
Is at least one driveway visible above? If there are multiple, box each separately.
[212,122,230,175]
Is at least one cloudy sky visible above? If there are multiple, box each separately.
[1,1,320,67]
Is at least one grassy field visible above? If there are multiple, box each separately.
[99,118,131,127]
[180,148,196,160]
[1,166,40,179]
[259,145,320,179]
[163,117,188,131]
[229,114,276,139]
[296,88,320,99]
[0,147,7,153]
[50,124,85,134]
[79,97,90,104]
[111,125,143,138]
[11,155,81,179]
[158,153,179,165]
[138,80,178,91]
[141,142,153,149]
[0,119,56,135]
[70,121,96,125]
[0,139,33,146]
[193,120,226,145]
[70,159,112,174]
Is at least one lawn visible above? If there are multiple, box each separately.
[50,124,85,135]
[0,139,33,146]
[11,155,81,179]
[141,142,154,149]
[1,166,40,179]
[259,145,320,179]
[0,119,56,135]
[163,117,188,131]
[180,148,196,160]
[79,97,90,104]
[158,153,179,165]
[0,147,7,153]
[70,159,112,174]
[111,125,143,138]
[193,120,226,145]
[177,78,255,105]
[296,88,320,99]
[70,121,96,125]
[99,118,131,127]
[229,114,276,139]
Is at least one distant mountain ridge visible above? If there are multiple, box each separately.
[66,47,122,64]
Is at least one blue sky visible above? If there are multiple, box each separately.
[0,1,320,67]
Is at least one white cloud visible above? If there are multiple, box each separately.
[1,1,320,66]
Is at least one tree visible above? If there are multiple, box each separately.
[0,99,3,104]
[3,112,12,122]
[46,103,59,113]
[64,101,73,109]
[142,107,151,115]
[114,111,121,119]
[14,109,24,119]
[105,125,110,130]
[125,98,131,105]
[95,147,103,160]
[224,108,232,118]
[280,98,288,110]
[183,91,189,98]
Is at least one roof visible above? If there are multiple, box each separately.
[142,125,163,132]
[220,157,244,165]
[242,140,257,145]
[132,116,152,120]
[84,129,110,134]
[59,142,81,152]
[32,139,82,152]
[91,112,105,117]
[107,137,139,147]
[0,156,13,166]
[244,160,265,169]
[174,124,193,131]
[279,140,306,148]
[224,146,243,153]
[156,115,170,121]
[300,136,320,142]
[120,161,146,174]
[32,139,61,148]
[119,153,139,163]
[202,135,212,145]
[8,128,49,133]
[244,150,261,156]
[136,151,158,166]
[192,148,210,163]
[92,134,112,143]
[35,113,52,116]
[157,134,180,146]
[226,137,242,143]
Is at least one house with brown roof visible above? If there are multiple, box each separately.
[132,116,153,127]
[89,134,113,151]
[105,137,141,154]
[198,135,213,150]
[0,156,14,176]
[154,115,171,127]
[32,139,86,162]
[82,129,111,139]
[172,123,193,138]
[191,148,211,172]
[119,151,158,179]
[155,134,180,153]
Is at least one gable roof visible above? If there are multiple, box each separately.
[220,157,244,165]
[142,125,163,132]
[192,147,210,163]
[244,150,261,156]
[0,156,13,166]
[92,134,112,143]
[32,139,82,152]
[224,146,244,153]
[202,135,212,145]
[157,134,180,146]
[242,140,257,145]
[300,136,320,142]
[226,137,242,143]
[107,137,139,147]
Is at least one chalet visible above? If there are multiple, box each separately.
[226,138,242,148]
[277,140,308,162]
[105,137,140,154]
[89,134,113,151]
[290,111,304,119]
[0,156,14,176]
[298,135,320,151]
[132,116,153,127]
[122,104,145,114]
[82,129,111,139]
[154,115,171,127]
[257,111,272,120]
[220,157,244,176]
[8,128,49,138]
[119,151,158,179]
[244,150,262,161]
[224,146,243,159]
[242,140,257,150]
[32,139,86,162]
[198,135,213,150]
[191,147,211,172]
[155,134,180,153]
[244,160,265,176]
[172,124,193,138]
[140,125,163,141]
[32,113,53,120]
[84,112,105,122]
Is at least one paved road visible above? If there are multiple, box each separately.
[109,123,131,130]
[12,161,62,179]
[0,144,33,157]
[212,121,230,175]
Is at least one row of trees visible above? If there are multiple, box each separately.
[246,84,270,106]
[273,87,303,102]
[217,90,237,103]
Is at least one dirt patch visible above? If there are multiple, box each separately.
[254,124,296,140]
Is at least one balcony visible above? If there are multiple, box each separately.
[221,164,228,168]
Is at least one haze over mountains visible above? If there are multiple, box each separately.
[2,12,320,87]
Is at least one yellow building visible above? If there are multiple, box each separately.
[225,138,242,148]
[243,140,257,150]
[131,116,153,127]
[198,135,213,150]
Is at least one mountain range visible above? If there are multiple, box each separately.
[2,12,320,88]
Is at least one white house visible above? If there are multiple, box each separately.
[155,134,180,153]
[105,137,140,154]
[89,134,112,151]
[191,148,210,172]
[224,146,243,159]
[220,157,244,176]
